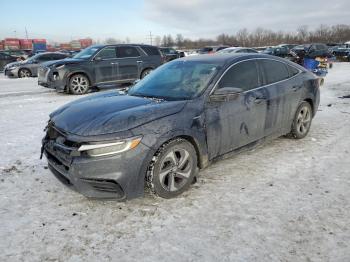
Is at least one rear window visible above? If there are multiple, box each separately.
[140,46,161,56]
[260,60,290,84]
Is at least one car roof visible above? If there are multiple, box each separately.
[90,44,158,49]
[177,53,305,70]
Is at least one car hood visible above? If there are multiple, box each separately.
[43,58,84,68]
[50,91,187,137]
[5,61,25,68]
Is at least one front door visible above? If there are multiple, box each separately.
[205,60,267,159]
[94,46,119,83]
[115,46,142,81]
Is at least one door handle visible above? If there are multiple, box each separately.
[136,61,143,64]
[110,62,119,65]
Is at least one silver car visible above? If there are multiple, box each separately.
[4,52,68,78]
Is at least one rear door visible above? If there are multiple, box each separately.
[205,60,267,158]
[115,46,142,81]
[93,46,119,83]
[258,59,301,134]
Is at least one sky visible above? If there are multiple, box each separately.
[1,0,350,44]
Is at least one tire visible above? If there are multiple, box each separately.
[18,68,31,78]
[146,138,198,199]
[290,101,313,139]
[69,74,90,95]
[141,68,153,79]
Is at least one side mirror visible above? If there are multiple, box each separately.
[210,87,243,102]
[94,56,102,62]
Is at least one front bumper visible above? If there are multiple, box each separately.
[4,67,18,77]
[38,67,65,92]
[44,138,151,200]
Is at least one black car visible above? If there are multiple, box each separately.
[4,52,69,78]
[0,52,17,71]
[198,46,230,54]
[159,47,179,62]
[262,46,289,57]
[42,53,320,200]
[38,44,163,95]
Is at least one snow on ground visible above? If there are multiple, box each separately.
[0,64,350,262]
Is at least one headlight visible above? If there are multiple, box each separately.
[8,65,18,70]
[78,136,142,157]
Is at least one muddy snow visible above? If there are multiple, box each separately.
[0,64,349,262]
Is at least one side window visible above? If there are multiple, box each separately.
[260,60,290,84]
[287,64,300,77]
[37,54,53,62]
[217,60,259,91]
[95,47,117,59]
[116,46,140,58]
[52,54,66,60]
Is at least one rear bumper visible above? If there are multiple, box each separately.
[44,140,152,200]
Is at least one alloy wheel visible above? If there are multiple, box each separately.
[70,75,89,94]
[19,69,31,78]
[296,105,311,135]
[159,148,192,192]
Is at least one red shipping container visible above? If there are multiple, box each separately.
[79,38,93,48]
[5,38,19,41]
[19,39,33,49]
[33,39,46,44]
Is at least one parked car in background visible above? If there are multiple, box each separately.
[4,52,69,78]
[277,44,298,51]
[331,45,350,59]
[1,49,32,60]
[38,44,163,94]
[262,46,289,57]
[159,47,179,62]
[0,52,17,71]
[198,46,229,54]
[290,43,332,59]
[217,47,258,54]
[42,53,320,200]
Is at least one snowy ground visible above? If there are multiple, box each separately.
[0,64,349,262]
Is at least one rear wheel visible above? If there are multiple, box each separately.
[69,74,90,95]
[18,68,31,78]
[146,139,197,198]
[290,101,313,139]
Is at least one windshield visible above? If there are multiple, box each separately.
[73,46,100,59]
[128,60,221,100]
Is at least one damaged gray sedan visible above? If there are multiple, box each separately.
[42,53,320,200]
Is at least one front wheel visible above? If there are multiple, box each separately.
[290,101,313,139]
[18,68,31,78]
[141,68,152,79]
[69,74,90,95]
[146,139,197,198]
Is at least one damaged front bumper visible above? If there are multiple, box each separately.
[42,125,152,200]
[38,67,66,92]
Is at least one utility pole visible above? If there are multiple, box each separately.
[146,31,153,45]
[25,27,28,39]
